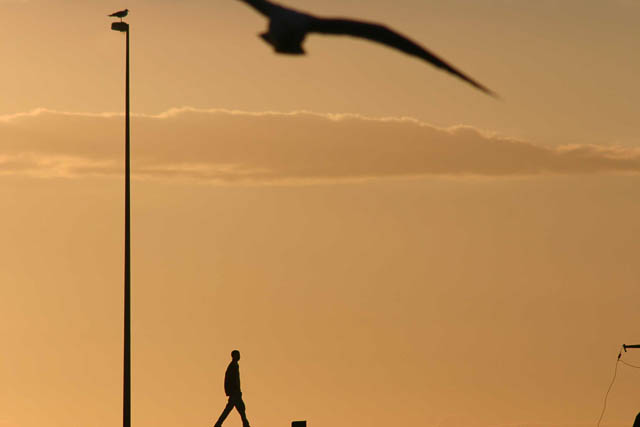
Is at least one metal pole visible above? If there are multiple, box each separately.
[110,16,131,427]
[123,24,131,427]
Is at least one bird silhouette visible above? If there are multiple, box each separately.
[108,9,129,21]
[237,0,497,97]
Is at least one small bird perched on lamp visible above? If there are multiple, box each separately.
[237,0,497,97]
[108,9,129,21]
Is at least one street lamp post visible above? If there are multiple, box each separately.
[111,18,131,427]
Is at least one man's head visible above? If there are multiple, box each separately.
[231,350,241,361]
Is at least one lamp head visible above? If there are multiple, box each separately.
[111,21,129,32]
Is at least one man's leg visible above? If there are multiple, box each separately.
[214,397,235,427]
[233,394,250,427]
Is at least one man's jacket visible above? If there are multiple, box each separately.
[224,361,241,396]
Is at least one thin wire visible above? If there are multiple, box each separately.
[620,359,640,369]
[597,352,621,427]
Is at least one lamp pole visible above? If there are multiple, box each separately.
[111,18,131,427]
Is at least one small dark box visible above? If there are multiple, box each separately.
[292,422,307,427]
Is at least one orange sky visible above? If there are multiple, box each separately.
[1,1,640,427]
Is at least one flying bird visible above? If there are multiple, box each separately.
[108,9,129,20]
[237,0,497,97]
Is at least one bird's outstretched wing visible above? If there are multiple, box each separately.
[238,0,278,17]
[309,18,497,97]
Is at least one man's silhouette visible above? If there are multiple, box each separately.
[214,350,251,427]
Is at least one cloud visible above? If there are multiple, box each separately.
[1,107,639,183]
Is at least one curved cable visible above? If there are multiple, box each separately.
[597,350,622,427]
[620,359,640,369]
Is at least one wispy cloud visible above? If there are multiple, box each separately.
[1,107,639,183]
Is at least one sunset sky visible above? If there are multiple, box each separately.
[1,1,640,427]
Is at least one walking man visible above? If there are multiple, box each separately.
[214,350,251,427]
